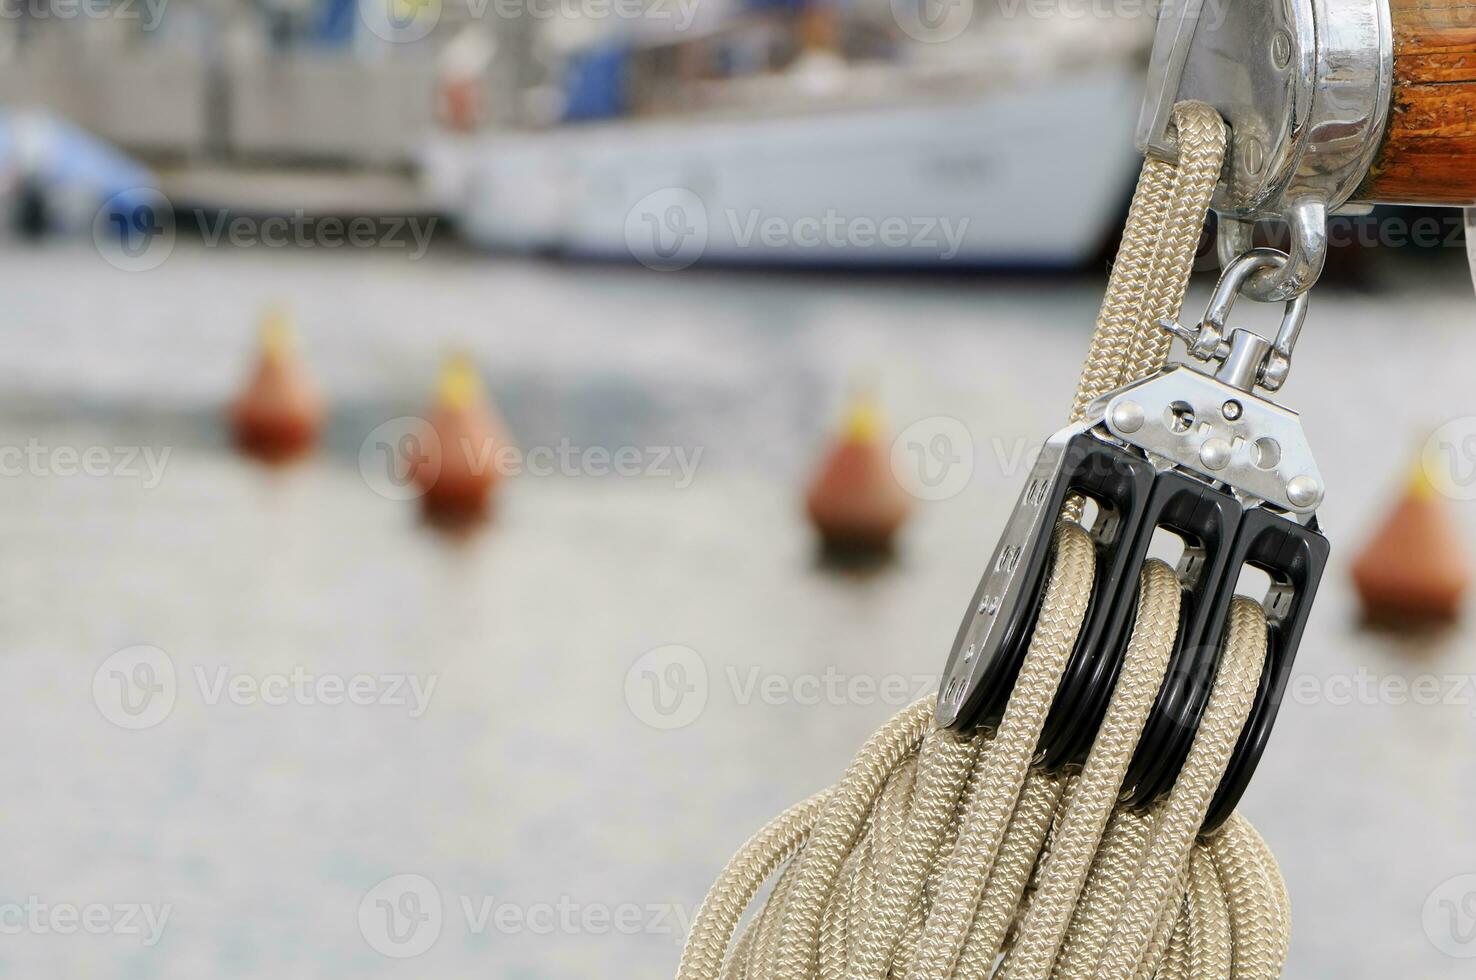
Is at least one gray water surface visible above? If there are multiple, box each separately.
[3,239,1475,976]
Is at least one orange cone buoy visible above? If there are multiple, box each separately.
[410,354,507,523]
[1351,463,1470,625]
[805,391,911,557]
[230,308,324,463]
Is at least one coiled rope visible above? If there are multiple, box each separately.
[677,103,1292,980]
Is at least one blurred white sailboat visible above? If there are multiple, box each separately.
[421,13,1149,267]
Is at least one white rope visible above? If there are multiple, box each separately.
[676,103,1293,980]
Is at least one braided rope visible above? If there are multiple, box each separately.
[678,103,1291,980]
[1070,102,1227,420]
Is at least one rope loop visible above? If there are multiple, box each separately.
[677,102,1290,980]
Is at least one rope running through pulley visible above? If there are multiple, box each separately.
[676,102,1304,980]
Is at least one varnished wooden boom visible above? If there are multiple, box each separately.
[1357,0,1476,204]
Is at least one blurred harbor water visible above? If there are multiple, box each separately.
[3,238,1476,976]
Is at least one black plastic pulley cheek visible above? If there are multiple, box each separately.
[1035,448,1162,770]
[1037,581,1143,773]
[1117,476,1245,804]
[936,431,1155,734]
[1064,473,1243,785]
[1200,509,1328,836]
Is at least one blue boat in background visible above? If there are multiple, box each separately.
[0,110,160,239]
